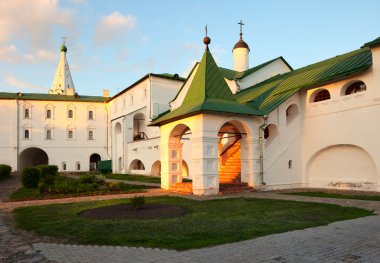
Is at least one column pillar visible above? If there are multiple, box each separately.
[192,136,219,195]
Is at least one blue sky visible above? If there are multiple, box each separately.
[0,0,379,97]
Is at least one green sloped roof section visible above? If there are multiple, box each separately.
[235,47,372,114]
[150,50,258,126]
[362,36,380,48]
[0,92,108,102]
[219,56,292,80]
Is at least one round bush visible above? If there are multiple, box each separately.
[0,164,12,180]
[21,167,41,188]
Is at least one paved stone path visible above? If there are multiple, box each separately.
[1,175,380,262]
[34,215,380,263]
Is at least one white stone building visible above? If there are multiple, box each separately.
[1,29,380,195]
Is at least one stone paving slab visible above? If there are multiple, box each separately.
[33,215,380,263]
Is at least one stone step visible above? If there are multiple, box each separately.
[170,182,193,194]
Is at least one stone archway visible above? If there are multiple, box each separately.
[89,153,101,171]
[217,120,253,192]
[19,147,48,170]
[151,160,161,176]
[166,124,193,193]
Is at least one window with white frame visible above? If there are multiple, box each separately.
[62,162,67,171]
[67,130,74,139]
[45,104,54,119]
[46,129,52,140]
[76,162,81,171]
[46,109,52,119]
[24,108,30,119]
[24,129,30,139]
[88,110,94,120]
[68,109,73,119]
[88,130,94,140]
[23,103,32,119]
[67,104,76,119]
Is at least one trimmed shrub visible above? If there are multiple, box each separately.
[36,165,58,177]
[0,164,12,180]
[21,167,41,188]
[36,165,58,186]
[131,195,145,210]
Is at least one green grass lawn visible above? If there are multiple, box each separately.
[105,174,161,183]
[10,184,151,201]
[13,196,373,250]
[283,191,380,201]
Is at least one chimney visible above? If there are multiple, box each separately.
[67,87,75,96]
[102,89,110,97]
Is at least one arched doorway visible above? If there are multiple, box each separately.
[217,121,252,192]
[308,145,377,190]
[129,159,145,174]
[151,160,161,176]
[182,160,189,178]
[167,124,192,193]
[89,153,101,171]
[133,113,147,141]
[19,147,48,170]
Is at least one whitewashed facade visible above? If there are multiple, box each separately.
[1,34,380,195]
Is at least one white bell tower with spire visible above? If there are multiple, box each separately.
[233,20,250,72]
[49,38,75,95]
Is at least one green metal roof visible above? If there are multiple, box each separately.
[0,92,108,103]
[150,49,259,126]
[219,56,292,80]
[235,47,372,115]
[362,37,380,48]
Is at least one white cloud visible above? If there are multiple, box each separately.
[93,12,136,46]
[5,76,47,91]
[0,0,75,49]
[0,45,35,63]
[0,45,57,63]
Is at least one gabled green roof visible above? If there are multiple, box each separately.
[235,47,372,114]
[219,56,292,80]
[0,92,108,103]
[362,37,380,48]
[150,49,258,126]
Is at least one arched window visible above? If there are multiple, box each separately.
[68,110,73,118]
[24,109,30,118]
[313,90,330,102]
[88,110,94,120]
[46,109,51,119]
[264,124,278,146]
[345,81,366,95]
[286,104,299,125]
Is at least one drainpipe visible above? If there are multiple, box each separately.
[16,95,20,172]
[258,115,268,185]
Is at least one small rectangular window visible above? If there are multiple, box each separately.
[24,129,30,139]
[24,109,30,118]
[88,130,94,140]
[62,162,67,171]
[68,130,74,139]
[46,109,51,119]
[68,110,73,118]
[88,111,94,120]
[46,130,52,140]
[76,162,81,171]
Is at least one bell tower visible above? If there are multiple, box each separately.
[233,20,250,72]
